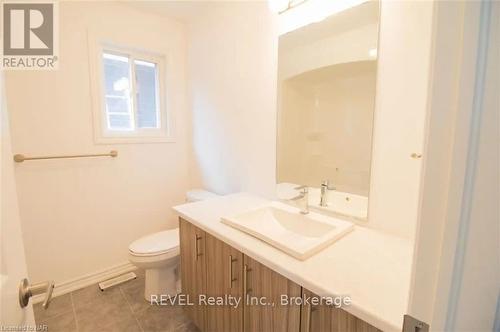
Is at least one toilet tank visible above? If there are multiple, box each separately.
[186,189,219,202]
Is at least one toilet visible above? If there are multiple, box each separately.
[128,189,219,301]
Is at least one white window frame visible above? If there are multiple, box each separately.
[89,39,174,144]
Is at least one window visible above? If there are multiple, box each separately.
[90,43,171,143]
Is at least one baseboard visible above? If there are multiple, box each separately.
[32,261,137,304]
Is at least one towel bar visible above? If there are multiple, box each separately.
[13,150,118,163]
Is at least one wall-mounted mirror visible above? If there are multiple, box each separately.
[276,1,379,221]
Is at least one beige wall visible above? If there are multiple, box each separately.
[5,2,190,285]
[187,2,278,197]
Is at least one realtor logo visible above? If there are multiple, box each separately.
[1,1,59,70]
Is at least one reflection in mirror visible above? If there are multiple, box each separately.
[276,1,379,220]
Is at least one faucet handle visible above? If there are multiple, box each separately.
[321,180,335,190]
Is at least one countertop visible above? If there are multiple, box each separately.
[173,193,413,331]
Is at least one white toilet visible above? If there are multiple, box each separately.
[128,189,219,301]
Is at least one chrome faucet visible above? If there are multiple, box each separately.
[289,185,309,214]
[320,180,335,207]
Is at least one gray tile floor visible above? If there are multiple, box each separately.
[34,269,198,332]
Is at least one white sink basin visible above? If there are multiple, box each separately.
[221,202,354,260]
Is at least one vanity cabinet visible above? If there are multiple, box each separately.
[243,255,301,332]
[180,218,379,332]
[205,232,244,332]
[300,289,380,332]
[179,218,207,330]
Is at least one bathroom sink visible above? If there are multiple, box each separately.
[221,202,354,260]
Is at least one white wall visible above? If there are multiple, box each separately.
[188,2,278,198]
[5,2,190,285]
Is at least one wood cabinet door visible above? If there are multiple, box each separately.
[205,233,244,332]
[179,218,207,331]
[243,255,301,332]
[300,289,380,332]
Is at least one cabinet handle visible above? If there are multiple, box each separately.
[304,294,317,332]
[243,264,252,296]
[242,264,248,332]
[307,303,312,332]
[228,255,237,289]
[194,234,202,260]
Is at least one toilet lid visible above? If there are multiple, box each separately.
[129,228,179,256]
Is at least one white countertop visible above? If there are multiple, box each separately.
[173,193,413,332]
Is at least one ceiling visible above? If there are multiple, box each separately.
[124,1,217,22]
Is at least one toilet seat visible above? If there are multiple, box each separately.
[129,228,179,257]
